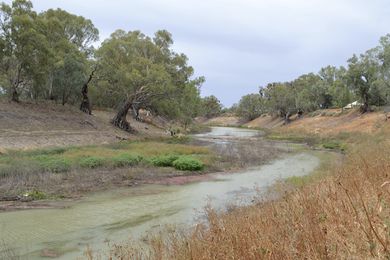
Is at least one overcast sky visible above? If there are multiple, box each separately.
[7,0,390,106]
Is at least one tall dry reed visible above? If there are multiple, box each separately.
[89,142,390,260]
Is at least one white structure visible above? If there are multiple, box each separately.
[343,101,361,109]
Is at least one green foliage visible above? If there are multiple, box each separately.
[172,156,204,171]
[0,141,210,176]
[235,35,390,118]
[321,141,346,151]
[200,95,223,118]
[0,1,99,103]
[23,147,67,156]
[150,154,179,167]
[95,29,203,128]
[236,93,266,120]
[112,154,143,167]
[79,156,105,168]
[24,190,47,200]
[35,156,71,173]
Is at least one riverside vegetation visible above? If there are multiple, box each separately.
[0,140,211,200]
[1,0,390,259]
[86,128,390,260]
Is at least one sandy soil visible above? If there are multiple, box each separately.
[0,101,167,150]
[199,116,245,127]
[208,109,389,135]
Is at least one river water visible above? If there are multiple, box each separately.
[0,127,320,259]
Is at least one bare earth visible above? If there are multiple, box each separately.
[0,101,167,150]
[209,109,389,135]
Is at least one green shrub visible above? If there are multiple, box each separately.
[112,154,143,167]
[172,156,204,171]
[37,157,71,173]
[150,154,179,167]
[322,141,346,151]
[79,156,105,168]
[25,147,67,156]
[24,190,47,200]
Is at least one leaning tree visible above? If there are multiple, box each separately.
[96,29,201,132]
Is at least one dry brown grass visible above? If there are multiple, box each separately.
[0,100,167,150]
[244,109,389,136]
[92,139,390,260]
[202,116,245,127]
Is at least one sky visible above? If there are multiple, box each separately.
[6,0,390,106]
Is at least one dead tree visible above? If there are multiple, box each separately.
[80,67,96,115]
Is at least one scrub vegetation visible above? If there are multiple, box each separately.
[0,141,211,200]
[90,130,390,260]
[1,1,390,259]
[0,141,209,176]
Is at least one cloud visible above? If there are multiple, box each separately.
[5,0,390,105]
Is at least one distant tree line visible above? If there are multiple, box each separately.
[0,0,212,131]
[234,36,390,122]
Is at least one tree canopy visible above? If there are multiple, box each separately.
[233,34,390,121]
[0,0,205,131]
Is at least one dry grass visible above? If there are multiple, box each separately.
[0,100,167,150]
[202,116,245,127]
[92,139,390,260]
[243,109,388,136]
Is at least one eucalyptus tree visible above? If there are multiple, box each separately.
[200,95,222,118]
[96,30,203,131]
[0,0,49,102]
[236,93,265,120]
[346,50,380,112]
[39,8,98,105]
[292,73,325,111]
[263,82,296,123]
[373,34,390,105]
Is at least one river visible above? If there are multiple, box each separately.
[0,127,320,259]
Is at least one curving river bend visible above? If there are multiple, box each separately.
[0,127,321,259]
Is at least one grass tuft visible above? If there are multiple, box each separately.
[79,156,106,168]
[111,154,143,167]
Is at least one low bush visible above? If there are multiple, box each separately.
[112,154,143,167]
[25,147,67,156]
[79,156,106,168]
[24,190,47,200]
[150,154,179,167]
[35,156,71,173]
[172,156,204,171]
[322,141,346,151]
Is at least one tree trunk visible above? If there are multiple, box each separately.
[283,112,291,125]
[111,99,136,132]
[11,86,19,102]
[62,89,67,106]
[80,68,95,115]
[131,103,139,120]
[360,94,369,113]
[48,73,54,100]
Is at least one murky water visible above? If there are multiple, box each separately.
[0,127,320,259]
[195,126,262,138]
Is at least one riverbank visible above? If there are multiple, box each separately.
[102,118,390,259]
[0,127,291,211]
[0,127,325,259]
